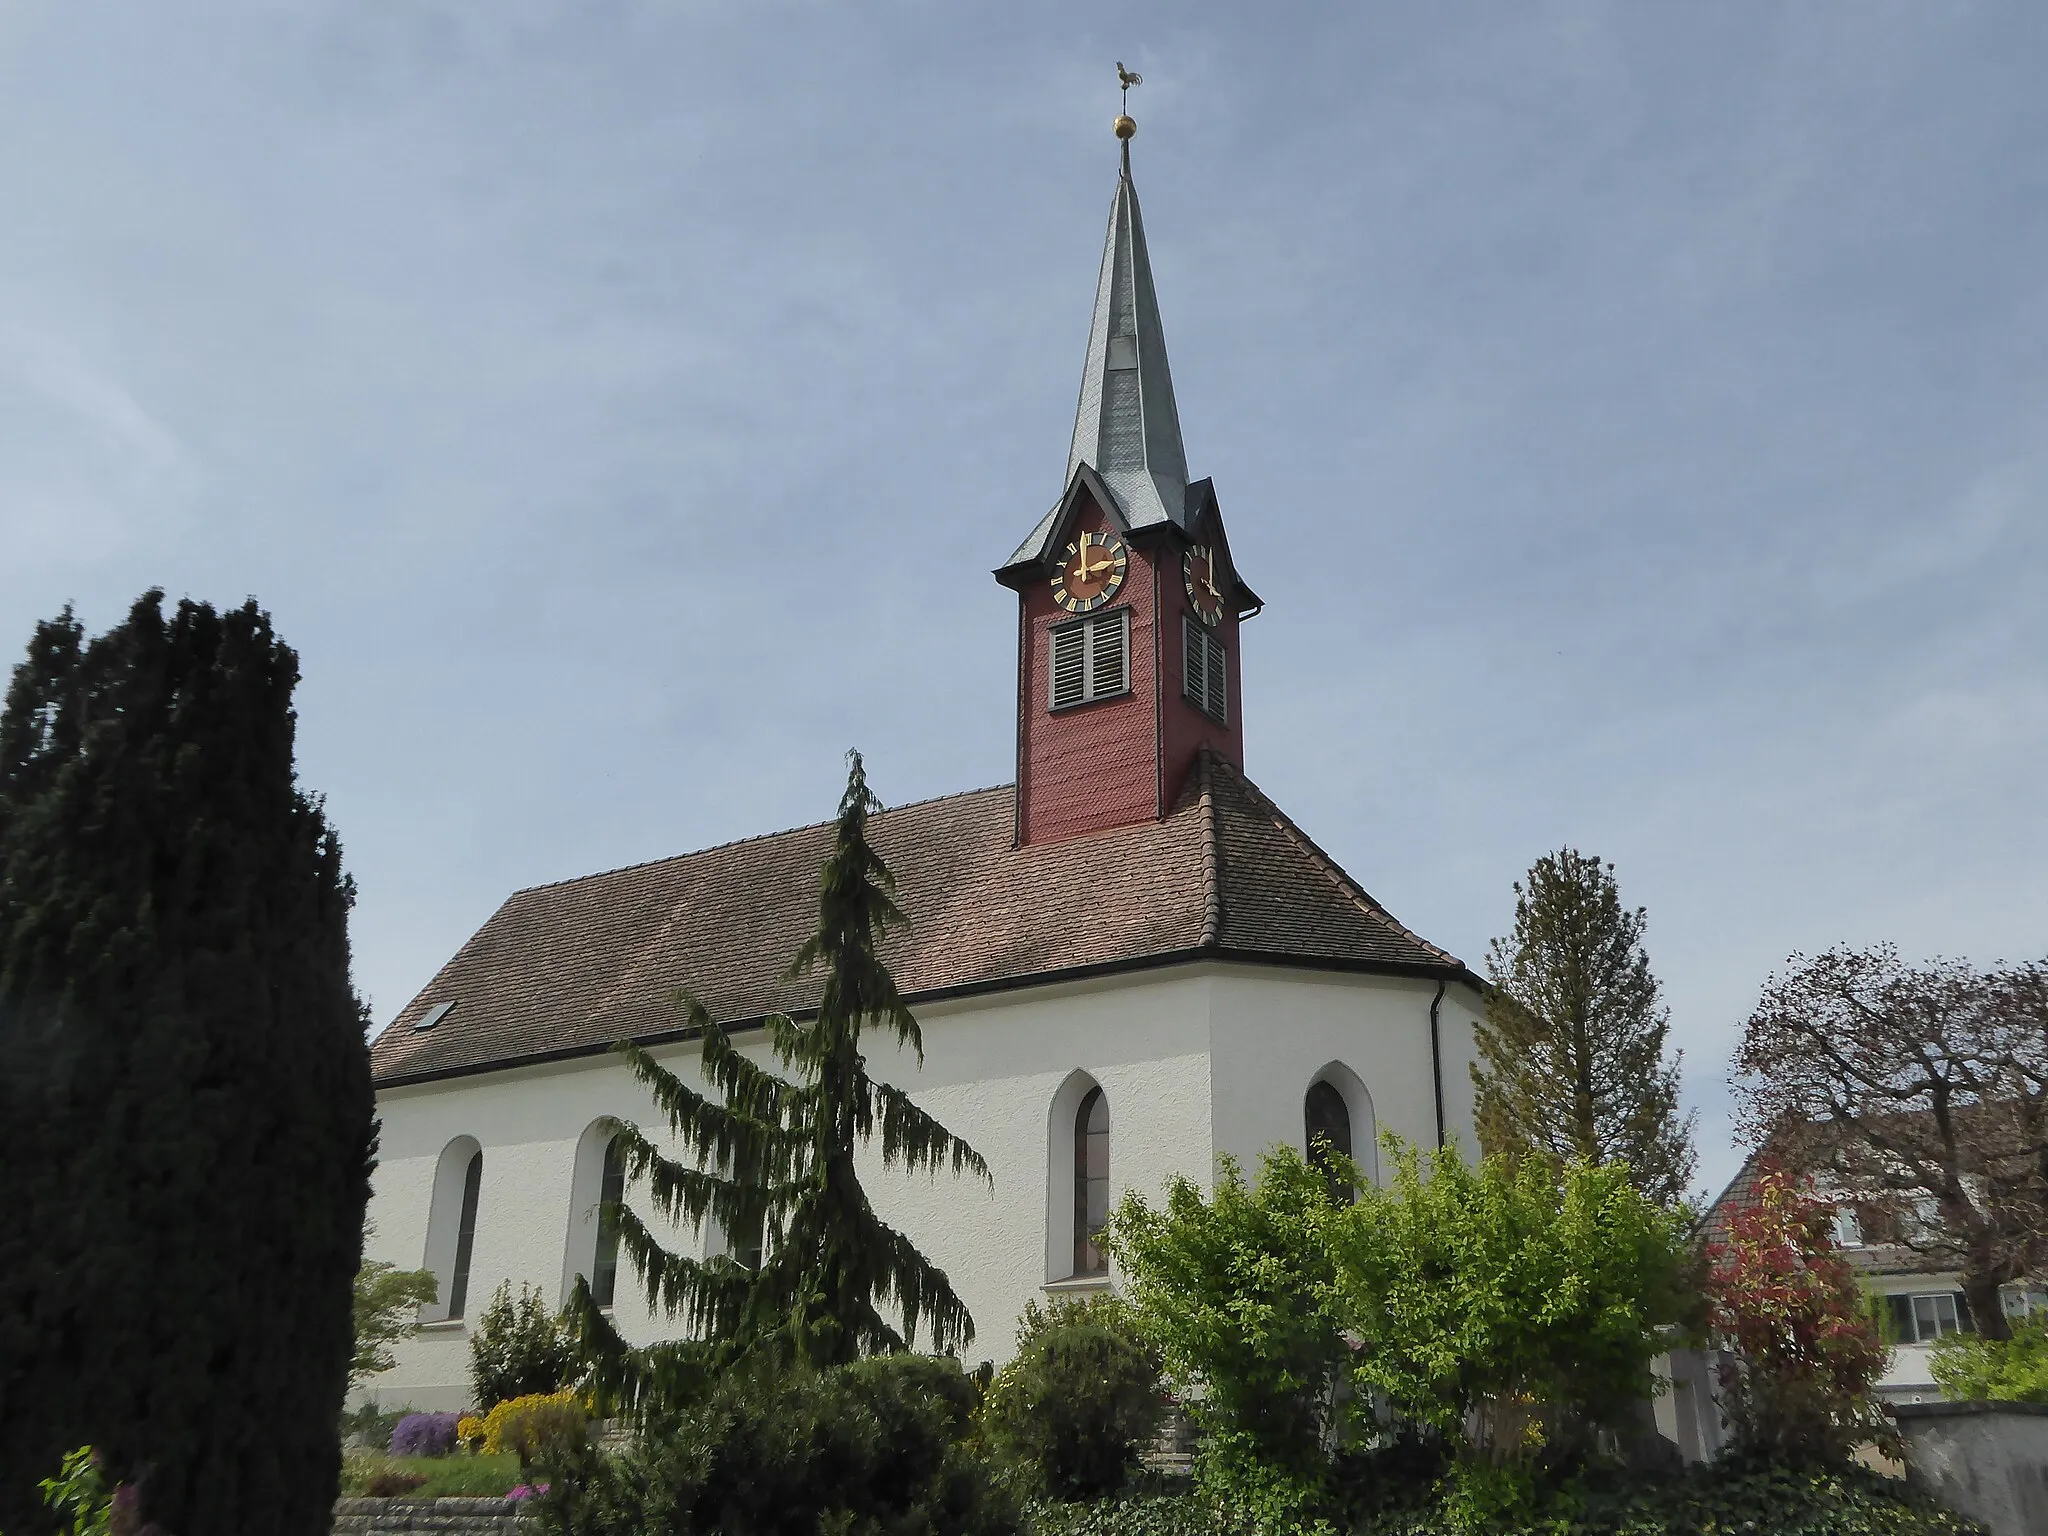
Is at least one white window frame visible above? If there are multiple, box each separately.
[1889,1290,1967,1344]
[1049,608,1130,711]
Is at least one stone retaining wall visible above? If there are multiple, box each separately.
[1894,1400,2048,1536]
[331,1496,532,1534]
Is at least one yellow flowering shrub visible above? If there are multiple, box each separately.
[478,1390,587,1462]
[455,1414,486,1451]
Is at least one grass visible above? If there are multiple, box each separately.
[339,1451,524,1498]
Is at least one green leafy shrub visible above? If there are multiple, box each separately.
[982,1296,1166,1499]
[1109,1150,1347,1516]
[1326,1143,1695,1466]
[340,1401,412,1450]
[33,1448,115,1536]
[1026,1461,1983,1536]
[1359,1459,1983,1534]
[1111,1142,1693,1527]
[1931,1311,2048,1403]
[471,1281,579,1411]
[535,1354,1014,1536]
[1026,1494,1254,1536]
[1704,1165,1896,1464]
[352,1251,440,1390]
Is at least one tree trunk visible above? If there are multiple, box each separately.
[1961,1273,2012,1342]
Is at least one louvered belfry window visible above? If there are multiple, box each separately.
[1182,615,1229,723]
[1049,609,1130,710]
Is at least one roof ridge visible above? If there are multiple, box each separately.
[1216,760,1464,970]
[1196,749,1222,947]
[509,782,1016,896]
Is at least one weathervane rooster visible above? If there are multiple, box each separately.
[1114,61,1142,140]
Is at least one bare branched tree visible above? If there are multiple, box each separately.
[1733,945,2048,1341]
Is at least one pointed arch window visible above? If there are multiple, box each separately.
[1305,1080,1353,1205]
[447,1149,483,1319]
[1074,1087,1111,1276]
[589,1135,628,1308]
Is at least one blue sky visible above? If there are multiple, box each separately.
[3,3,2043,1199]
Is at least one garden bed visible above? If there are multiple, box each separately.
[338,1451,523,1499]
[332,1494,533,1534]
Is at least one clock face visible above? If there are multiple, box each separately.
[1184,544,1227,627]
[1052,531,1129,614]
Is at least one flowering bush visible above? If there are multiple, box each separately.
[478,1390,588,1464]
[388,1411,461,1458]
[456,1413,487,1451]
[1705,1163,1896,1463]
[507,1483,551,1502]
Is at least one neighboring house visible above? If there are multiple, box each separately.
[1700,1149,2047,1408]
[354,134,1489,1412]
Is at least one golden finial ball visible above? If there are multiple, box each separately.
[1113,115,1137,140]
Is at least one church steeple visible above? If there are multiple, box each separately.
[998,95,1257,849]
[1066,137,1193,535]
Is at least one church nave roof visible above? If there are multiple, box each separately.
[370,752,1471,1088]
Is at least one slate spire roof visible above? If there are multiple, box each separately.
[370,752,1474,1088]
[1067,139,1192,536]
[1007,143,1198,571]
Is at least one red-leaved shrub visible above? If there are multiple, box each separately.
[1705,1163,1897,1463]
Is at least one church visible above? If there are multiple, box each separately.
[357,121,1489,1412]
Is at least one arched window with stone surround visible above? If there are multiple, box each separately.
[448,1150,482,1317]
[1304,1079,1354,1204]
[422,1135,484,1324]
[1074,1086,1111,1276]
[589,1135,628,1307]
[1304,1062,1378,1196]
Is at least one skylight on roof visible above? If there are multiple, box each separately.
[413,1001,457,1032]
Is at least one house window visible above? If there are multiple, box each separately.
[1050,610,1129,710]
[1074,1087,1110,1276]
[589,1135,628,1308]
[2004,1288,2048,1320]
[726,1212,764,1273]
[1832,1206,1864,1249]
[1182,615,1228,723]
[1305,1081,1353,1204]
[447,1149,483,1320]
[1888,1291,1972,1344]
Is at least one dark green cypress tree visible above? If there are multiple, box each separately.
[0,592,374,1535]
[567,751,989,1418]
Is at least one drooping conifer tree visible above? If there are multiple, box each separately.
[0,593,374,1535]
[1470,848,1696,1207]
[567,752,989,1418]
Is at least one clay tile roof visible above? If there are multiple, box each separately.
[370,752,1472,1087]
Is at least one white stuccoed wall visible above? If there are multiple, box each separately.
[360,961,1483,1412]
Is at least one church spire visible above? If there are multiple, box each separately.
[1065,112,1193,535]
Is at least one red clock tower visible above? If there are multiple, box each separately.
[996,126,1260,847]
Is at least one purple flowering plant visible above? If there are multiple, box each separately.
[388,1411,461,1458]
